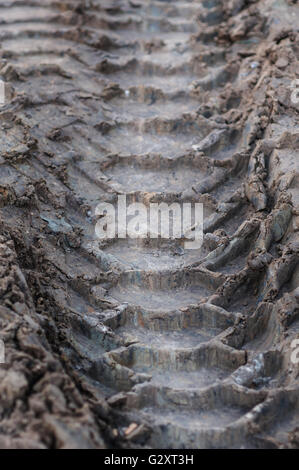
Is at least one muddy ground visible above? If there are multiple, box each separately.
[0,0,298,449]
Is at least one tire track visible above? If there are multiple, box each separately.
[0,0,298,449]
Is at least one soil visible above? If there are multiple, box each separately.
[0,0,298,449]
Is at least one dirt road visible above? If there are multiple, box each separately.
[0,0,298,449]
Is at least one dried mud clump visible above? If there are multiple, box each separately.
[0,0,298,449]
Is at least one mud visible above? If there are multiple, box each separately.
[0,0,298,449]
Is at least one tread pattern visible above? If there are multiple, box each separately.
[0,0,298,449]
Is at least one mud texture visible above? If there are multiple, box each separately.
[0,0,298,449]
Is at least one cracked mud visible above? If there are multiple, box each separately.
[0,0,298,449]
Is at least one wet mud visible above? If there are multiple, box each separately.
[0,0,298,449]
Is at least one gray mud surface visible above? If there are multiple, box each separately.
[0,0,298,449]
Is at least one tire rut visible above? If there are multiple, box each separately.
[0,0,298,449]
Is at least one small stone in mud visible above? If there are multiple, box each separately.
[275,57,288,69]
